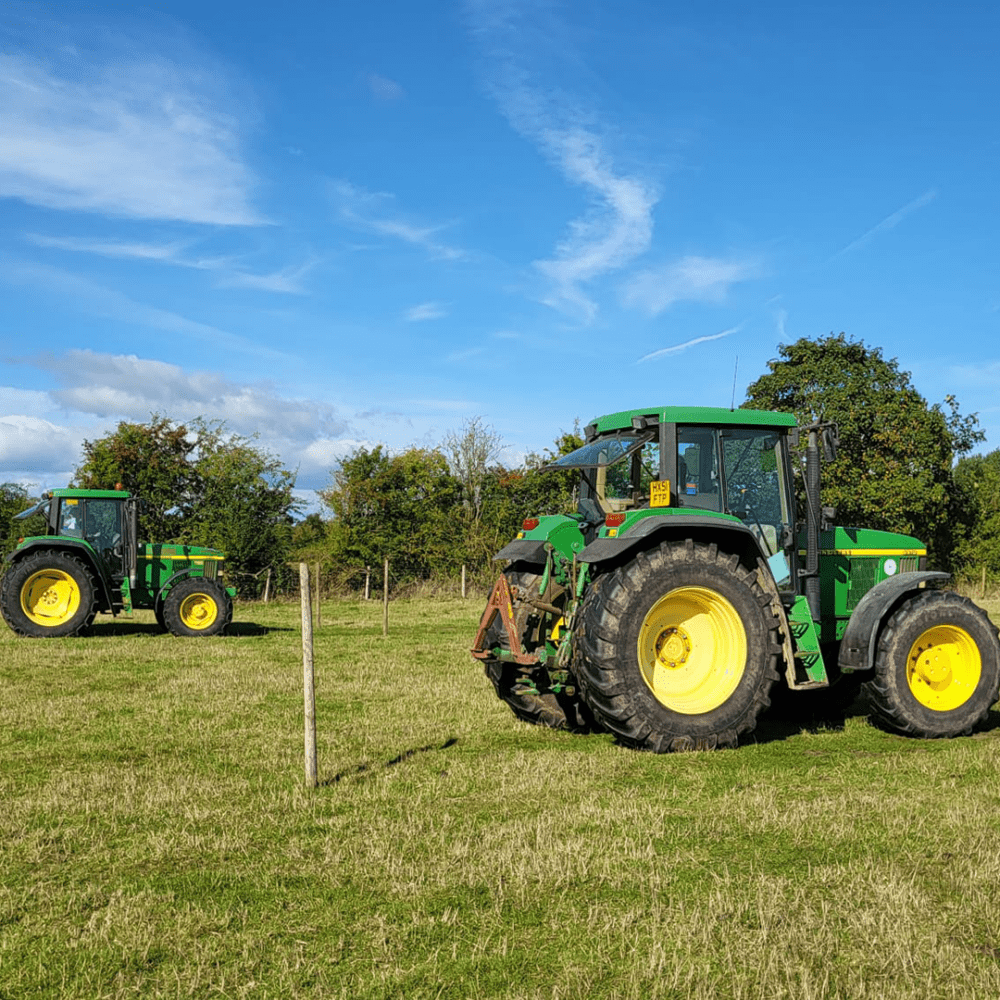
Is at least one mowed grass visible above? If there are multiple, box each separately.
[2,595,1000,999]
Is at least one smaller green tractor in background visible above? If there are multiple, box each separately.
[472,405,1000,750]
[1,488,234,638]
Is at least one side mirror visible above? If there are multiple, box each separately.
[822,425,839,463]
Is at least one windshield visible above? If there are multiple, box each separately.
[545,432,653,470]
[14,499,50,521]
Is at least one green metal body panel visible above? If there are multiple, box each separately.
[515,515,586,562]
[49,488,129,500]
[136,543,228,605]
[807,526,926,642]
[786,595,827,685]
[590,406,796,436]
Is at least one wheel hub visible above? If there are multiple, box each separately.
[910,644,950,685]
[655,626,691,668]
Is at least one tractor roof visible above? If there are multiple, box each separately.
[587,406,797,437]
[48,488,131,500]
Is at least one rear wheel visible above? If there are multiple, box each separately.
[1,550,97,638]
[863,590,1000,738]
[162,578,232,637]
[481,567,596,732]
[576,540,781,751]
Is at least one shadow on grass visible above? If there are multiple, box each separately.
[86,620,286,637]
[322,737,458,786]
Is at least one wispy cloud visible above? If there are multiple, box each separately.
[3,261,292,358]
[364,72,404,101]
[831,188,938,259]
[0,51,262,225]
[25,233,315,293]
[17,349,348,441]
[636,326,740,364]
[332,180,465,261]
[468,1,659,323]
[623,256,756,316]
[404,301,448,322]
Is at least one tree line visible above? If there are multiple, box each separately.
[2,335,999,593]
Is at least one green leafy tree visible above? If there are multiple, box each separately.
[74,416,299,591]
[319,446,465,583]
[0,483,43,556]
[75,415,198,541]
[952,450,1000,580]
[744,334,983,568]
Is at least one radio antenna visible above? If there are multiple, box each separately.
[730,356,739,410]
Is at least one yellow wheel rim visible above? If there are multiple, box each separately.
[179,592,219,631]
[906,625,981,711]
[20,569,81,627]
[636,586,747,714]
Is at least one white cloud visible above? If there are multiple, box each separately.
[469,2,659,322]
[831,188,938,259]
[0,52,262,224]
[363,72,404,101]
[623,256,756,316]
[24,233,314,293]
[636,327,740,364]
[404,301,448,322]
[3,262,292,358]
[332,180,465,261]
[22,349,349,443]
[0,414,83,472]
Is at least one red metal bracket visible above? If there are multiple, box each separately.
[470,575,539,665]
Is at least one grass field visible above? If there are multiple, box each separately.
[2,595,1000,999]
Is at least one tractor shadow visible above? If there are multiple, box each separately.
[87,620,280,637]
[751,693,1000,746]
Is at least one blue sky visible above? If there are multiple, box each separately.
[2,0,999,511]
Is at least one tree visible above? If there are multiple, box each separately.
[952,450,1000,580]
[319,446,465,583]
[74,416,300,591]
[75,415,198,541]
[744,334,983,568]
[442,416,504,524]
[0,483,43,556]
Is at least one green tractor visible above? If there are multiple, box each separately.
[472,405,1000,750]
[1,488,234,638]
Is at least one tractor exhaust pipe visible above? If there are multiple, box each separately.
[805,428,822,622]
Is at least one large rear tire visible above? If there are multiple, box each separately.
[576,540,782,751]
[162,578,232,637]
[863,590,1000,738]
[0,550,97,638]
[481,567,596,732]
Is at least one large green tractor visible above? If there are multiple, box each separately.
[1,488,234,638]
[472,406,1000,750]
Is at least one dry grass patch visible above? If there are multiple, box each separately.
[1,596,999,998]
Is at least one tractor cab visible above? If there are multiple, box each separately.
[16,489,137,586]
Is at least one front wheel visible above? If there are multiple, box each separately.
[162,578,233,637]
[575,540,782,751]
[863,590,1000,738]
[1,550,97,638]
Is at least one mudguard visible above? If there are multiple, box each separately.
[578,515,760,564]
[493,539,548,565]
[838,571,951,672]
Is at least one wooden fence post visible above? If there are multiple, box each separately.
[299,563,317,789]
[382,557,389,637]
[263,567,271,604]
[365,566,371,601]
[461,564,466,599]
[982,566,988,599]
